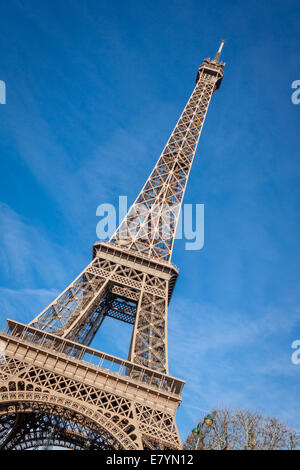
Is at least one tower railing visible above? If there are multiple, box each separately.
[0,319,185,397]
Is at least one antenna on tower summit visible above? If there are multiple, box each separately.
[214,39,225,62]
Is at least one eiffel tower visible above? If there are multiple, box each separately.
[0,43,225,450]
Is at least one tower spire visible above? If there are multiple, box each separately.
[214,39,225,63]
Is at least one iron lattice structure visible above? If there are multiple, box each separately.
[0,43,225,450]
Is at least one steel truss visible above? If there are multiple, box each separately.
[0,43,225,450]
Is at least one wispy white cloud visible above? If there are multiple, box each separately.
[4,69,175,244]
[0,202,86,326]
[0,202,78,288]
[0,286,60,326]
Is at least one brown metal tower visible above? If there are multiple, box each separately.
[0,43,225,450]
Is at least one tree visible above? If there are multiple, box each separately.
[183,408,300,450]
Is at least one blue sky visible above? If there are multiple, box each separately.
[0,0,299,442]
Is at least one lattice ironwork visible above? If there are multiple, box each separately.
[0,412,119,450]
[0,43,225,450]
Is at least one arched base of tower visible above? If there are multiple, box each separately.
[0,329,183,451]
[0,408,120,450]
[0,394,140,450]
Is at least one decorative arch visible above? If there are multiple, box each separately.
[0,390,141,450]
